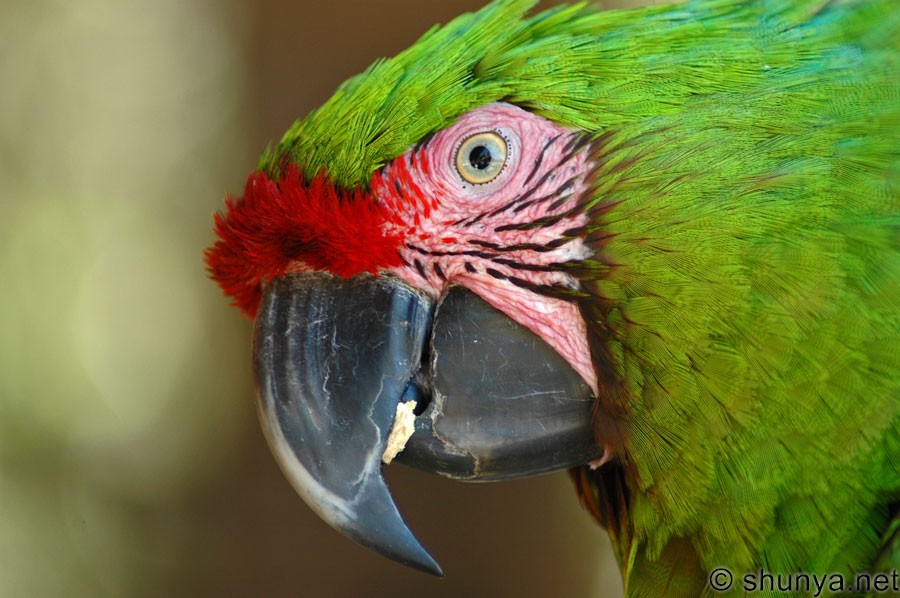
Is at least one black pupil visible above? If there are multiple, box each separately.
[468,145,493,170]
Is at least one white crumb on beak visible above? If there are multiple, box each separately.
[382,401,417,464]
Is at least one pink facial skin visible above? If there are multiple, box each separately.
[373,103,598,394]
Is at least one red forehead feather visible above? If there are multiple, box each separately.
[205,165,404,318]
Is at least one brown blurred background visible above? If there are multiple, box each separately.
[0,1,667,596]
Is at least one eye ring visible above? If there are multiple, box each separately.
[455,132,508,185]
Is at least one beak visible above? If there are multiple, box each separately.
[254,272,600,575]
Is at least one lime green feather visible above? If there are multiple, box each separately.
[262,0,900,595]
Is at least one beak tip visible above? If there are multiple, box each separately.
[337,474,444,577]
[376,540,442,576]
[416,557,445,578]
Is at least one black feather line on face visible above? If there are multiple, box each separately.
[455,211,488,227]
[507,276,585,300]
[485,267,507,280]
[546,182,577,211]
[512,180,576,215]
[492,203,583,233]
[560,131,591,157]
[414,258,427,279]
[522,133,563,187]
[405,243,496,260]
[468,237,575,253]
[483,268,584,301]
[405,243,429,256]
[490,258,563,272]
[483,258,604,289]
[433,262,446,281]
[483,184,541,220]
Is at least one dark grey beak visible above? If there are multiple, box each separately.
[254,272,600,575]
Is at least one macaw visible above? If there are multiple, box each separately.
[205,0,900,594]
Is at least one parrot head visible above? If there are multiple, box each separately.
[205,1,610,575]
[205,0,900,587]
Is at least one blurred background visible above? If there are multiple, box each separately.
[0,1,667,596]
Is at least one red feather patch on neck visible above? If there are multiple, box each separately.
[205,164,404,318]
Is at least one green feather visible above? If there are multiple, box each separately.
[262,0,900,594]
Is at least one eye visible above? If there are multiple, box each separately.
[455,132,508,185]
